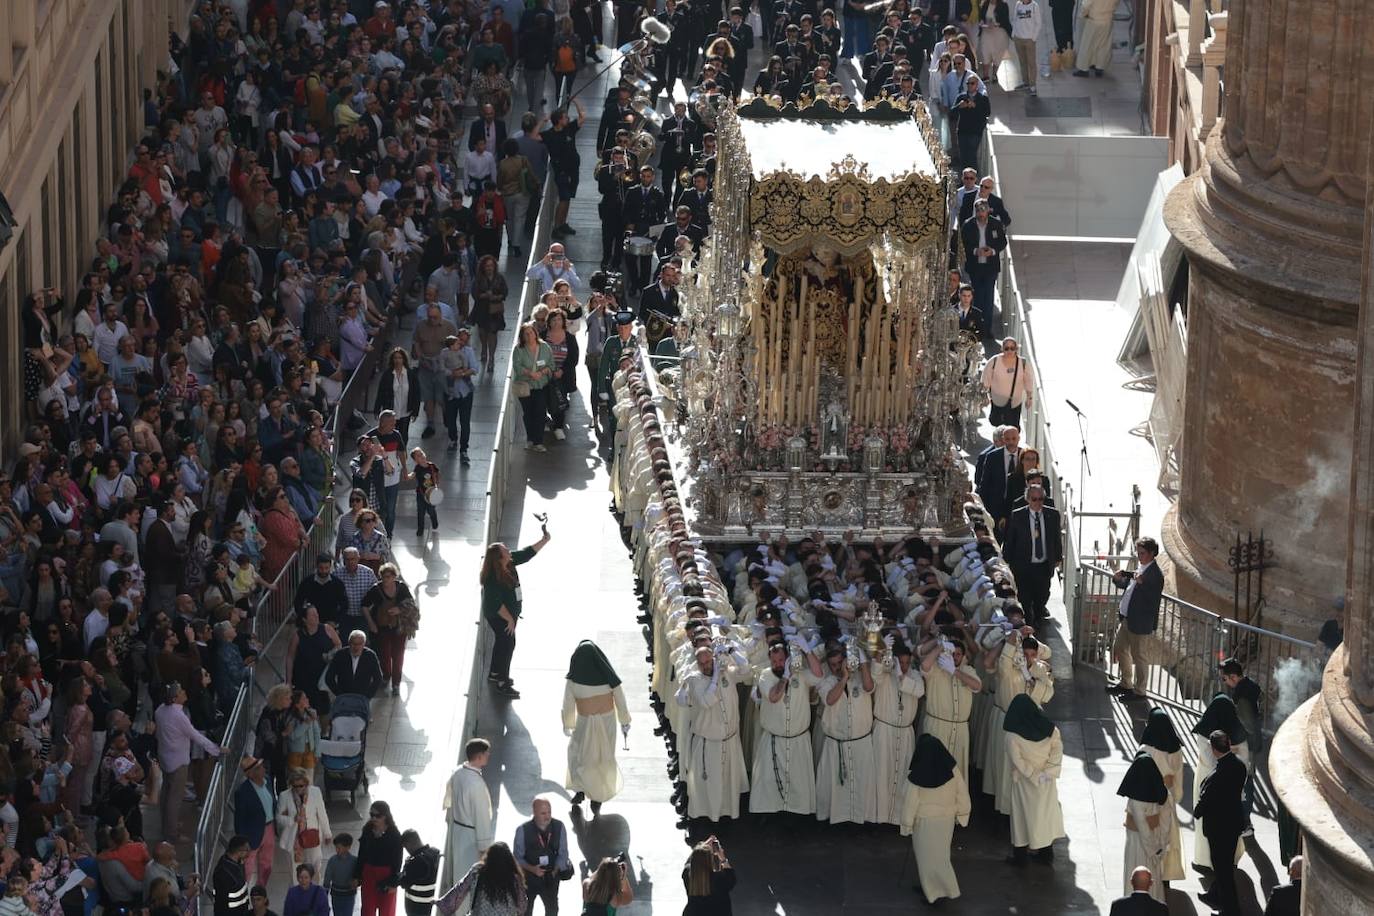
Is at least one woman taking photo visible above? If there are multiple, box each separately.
[437,843,525,916]
[682,837,735,915]
[479,525,551,699]
[361,563,415,698]
[512,322,554,452]
[542,310,580,442]
[581,857,634,915]
[375,348,421,442]
[980,336,1034,428]
[472,255,508,375]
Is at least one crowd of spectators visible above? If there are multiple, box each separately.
[0,0,610,911]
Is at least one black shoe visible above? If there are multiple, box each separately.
[494,682,521,698]
[1092,67,1104,77]
[447,441,458,452]
[1072,69,1090,77]
[460,451,470,466]
[422,426,435,438]
[561,224,577,235]
[570,792,585,806]
[1033,847,1054,864]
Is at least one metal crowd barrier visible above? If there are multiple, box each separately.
[192,270,406,886]
[1071,562,1323,734]
[980,139,1077,605]
[462,178,559,746]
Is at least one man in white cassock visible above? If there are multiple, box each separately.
[872,639,925,825]
[815,643,878,824]
[750,641,823,815]
[676,644,749,820]
[444,738,494,889]
[919,637,982,783]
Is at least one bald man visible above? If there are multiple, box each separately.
[1108,867,1167,915]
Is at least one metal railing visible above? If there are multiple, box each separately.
[982,139,1078,605]
[191,285,402,885]
[1071,562,1323,735]
[462,179,559,746]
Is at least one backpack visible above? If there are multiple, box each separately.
[554,43,577,73]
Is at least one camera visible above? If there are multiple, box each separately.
[590,270,625,302]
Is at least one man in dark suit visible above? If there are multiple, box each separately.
[324,630,385,698]
[655,206,705,260]
[952,283,984,341]
[974,424,1022,531]
[622,166,667,292]
[726,8,755,96]
[958,177,1013,229]
[467,103,508,152]
[658,101,700,194]
[638,262,681,348]
[1001,484,1062,622]
[597,87,635,154]
[1263,856,1302,916]
[1194,731,1247,916]
[1109,867,1168,916]
[960,198,1007,338]
[973,425,1007,486]
[1109,536,1165,700]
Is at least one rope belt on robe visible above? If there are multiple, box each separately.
[826,729,874,785]
[767,728,809,800]
[694,731,738,782]
[924,712,970,724]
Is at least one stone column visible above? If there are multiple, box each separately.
[1267,121,1374,911]
[1162,0,1373,636]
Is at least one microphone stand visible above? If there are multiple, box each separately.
[1066,400,1091,571]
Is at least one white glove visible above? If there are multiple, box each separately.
[882,633,896,649]
[937,652,956,675]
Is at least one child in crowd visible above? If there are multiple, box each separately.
[324,834,358,916]
[410,448,441,537]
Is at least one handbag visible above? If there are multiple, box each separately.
[298,828,321,849]
[513,380,532,398]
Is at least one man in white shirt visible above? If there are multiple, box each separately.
[445,738,494,885]
[83,588,114,649]
[1110,537,1165,699]
[1010,0,1044,93]
[92,303,130,368]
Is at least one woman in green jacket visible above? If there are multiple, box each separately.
[512,322,554,451]
[480,525,551,698]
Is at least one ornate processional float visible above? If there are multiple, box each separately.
[663,96,984,539]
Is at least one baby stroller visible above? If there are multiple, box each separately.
[320,693,370,805]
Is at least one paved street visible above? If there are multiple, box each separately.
[265,5,1289,914]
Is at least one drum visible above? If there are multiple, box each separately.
[625,236,655,258]
[426,487,445,506]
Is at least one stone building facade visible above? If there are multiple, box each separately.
[0,0,183,457]
[1163,0,1370,638]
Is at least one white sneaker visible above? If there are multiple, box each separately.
[553,428,566,440]
[533,444,548,452]
[1029,86,1038,95]
[1040,66,1051,78]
